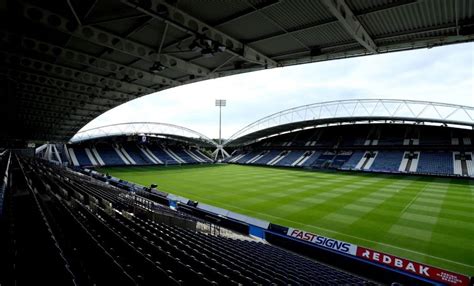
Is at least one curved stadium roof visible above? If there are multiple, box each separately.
[70,122,218,147]
[0,0,473,142]
[224,99,474,147]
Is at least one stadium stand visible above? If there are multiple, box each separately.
[420,129,452,146]
[3,116,474,286]
[300,151,322,167]
[123,145,154,165]
[226,124,474,178]
[0,156,378,285]
[67,141,212,167]
[312,152,337,168]
[369,151,404,172]
[193,149,213,163]
[398,152,420,173]
[254,150,281,165]
[417,151,454,175]
[137,145,162,164]
[466,154,474,176]
[1,0,473,282]
[95,145,127,166]
[170,147,200,164]
[341,151,365,170]
[247,151,270,164]
[237,151,260,164]
[274,150,305,167]
[163,147,186,164]
[148,146,180,165]
[73,148,94,166]
[330,151,353,168]
[378,127,405,146]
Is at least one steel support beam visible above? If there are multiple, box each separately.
[245,0,418,46]
[20,129,78,139]
[277,33,473,67]
[67,0,83,25]
[16,93,107,113]
[17,108,96,124]
[16,83,119,107]
[94,16,153,61]
[321,0,377,53]
[161,0,281,52]
[17,112,87,126]
[85,14,148,26]
[3,69,135,101]
[217,0,281,26]
[0,51,154,94]
[27,134,71,141]
[246,1,310,51]
[22,4,210,76]
[20,118,83,128]
[17,105,91,120]
[121,0,278,67]
[270,23,460,61]
[19,121,90,133]
[246,19,336,45]
[374,23,457,42]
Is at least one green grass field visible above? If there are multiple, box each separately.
[99,164,474,275]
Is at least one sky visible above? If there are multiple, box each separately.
[80,43,474,139]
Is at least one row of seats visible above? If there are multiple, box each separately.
[0,157,375,285]
[228,149,470,177]
[368,151,405,172]
[0,157,76,285]
[96,145,124,165]
[417,152,454,174]
[70,144,212,167]
[262,137,467,147]
[254,125,472,148]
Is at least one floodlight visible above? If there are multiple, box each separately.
[149,62,166,73]
[215,99,226,107]
[188,41,202,52]
[213,99,228,161]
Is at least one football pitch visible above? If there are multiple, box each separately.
[99,164,474,275]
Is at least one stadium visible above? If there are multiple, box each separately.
[0,1,473,286]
